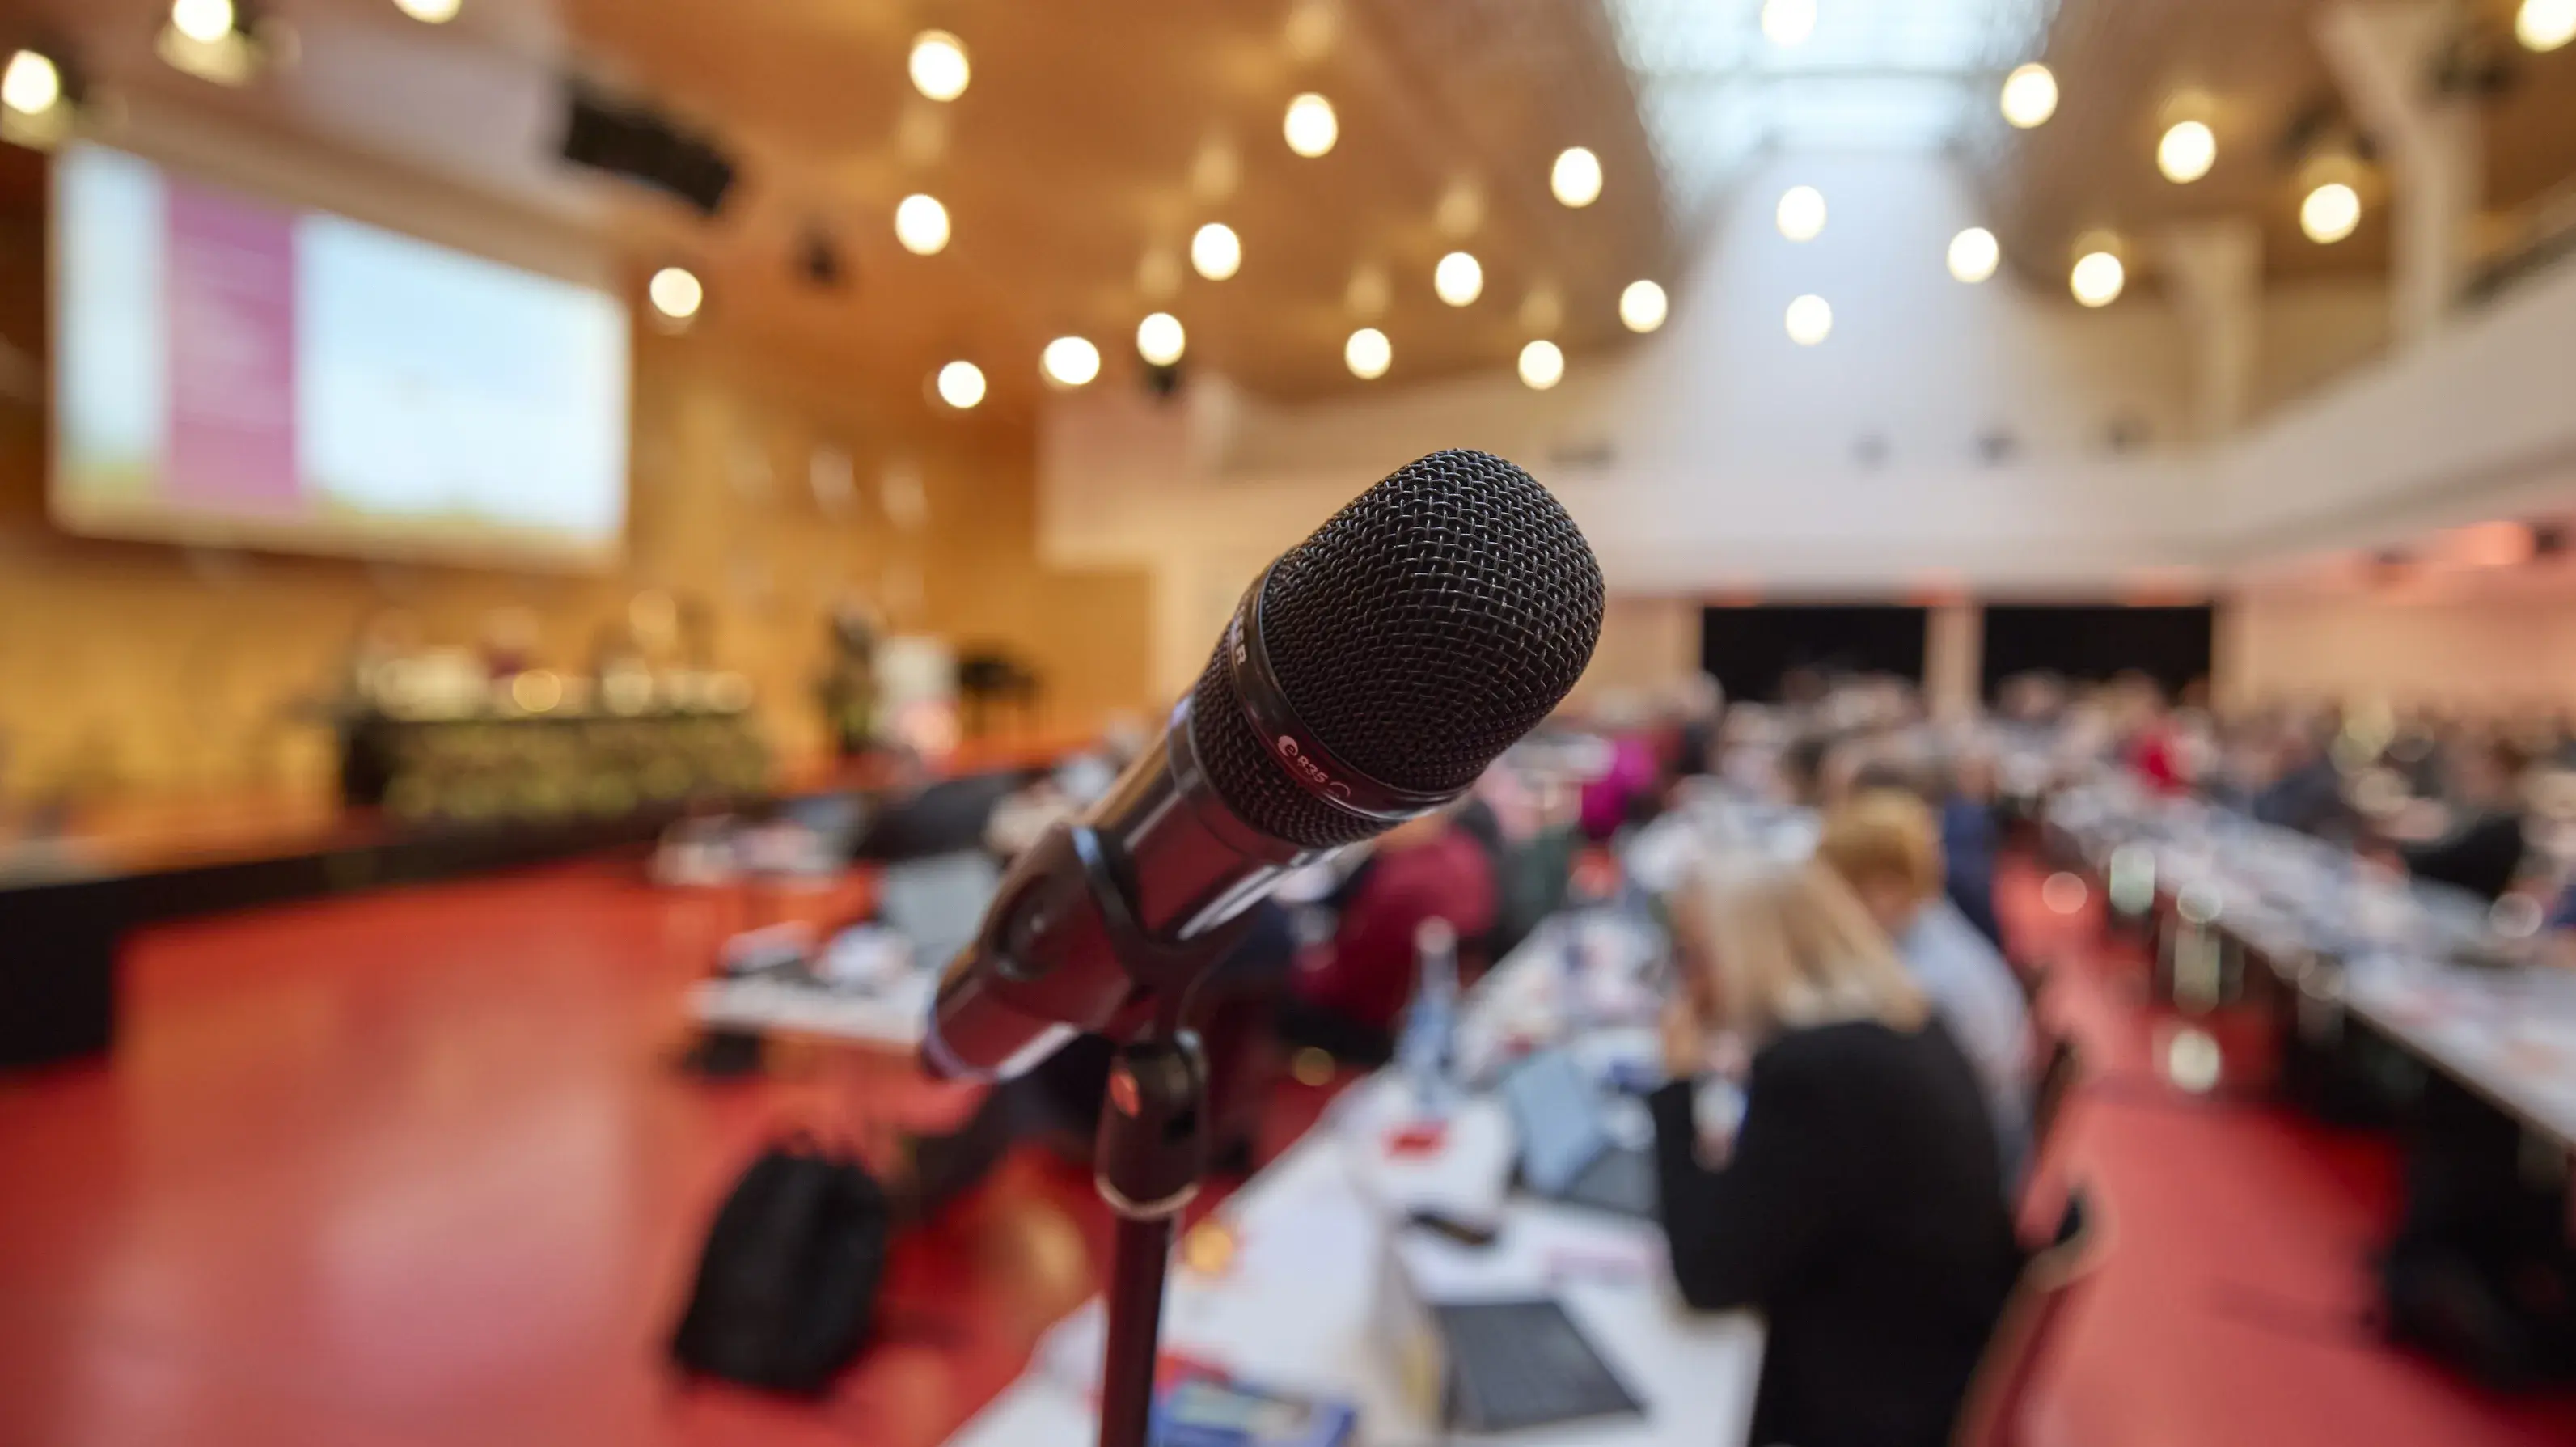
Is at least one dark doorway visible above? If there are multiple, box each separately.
[1701,605,1929,704]
[1979,604,2214,700]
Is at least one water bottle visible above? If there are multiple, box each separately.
[1398,918,1460,1117]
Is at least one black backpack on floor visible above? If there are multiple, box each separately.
[670,1135,891,1394]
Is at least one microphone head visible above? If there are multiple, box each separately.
[1192,449,1604,848]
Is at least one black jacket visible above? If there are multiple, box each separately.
[1651,1019,2023,1447]
[2399,808,2526,903]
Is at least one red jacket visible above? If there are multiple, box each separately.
[1291,831,1497,1031]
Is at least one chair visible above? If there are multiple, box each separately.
[1952,1187,2109,1447]
[2026,1030,2085,1173]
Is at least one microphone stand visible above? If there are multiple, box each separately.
[1060,824,1260,1447]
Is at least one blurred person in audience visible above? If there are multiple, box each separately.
[1813,790,2032,1183]
[1660,672,1726,786]
[1935,749,2008,949]
[1653,858,2020,1447]
[2250,715,2358,843]
[2117,675,2191,795]
[1577,692,1660,841]
[2388,734,2532,903]
[1453,760,1580,961]
[1277,805,1497,1064]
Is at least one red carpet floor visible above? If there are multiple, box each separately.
[2,853,2572,1446]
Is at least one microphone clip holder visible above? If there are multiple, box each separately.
[1062,821,1258,1447]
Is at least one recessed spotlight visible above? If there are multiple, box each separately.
[937,360,986,409]
[1041,336,1101,388]
[1784,294,1832,345]
[2518,0,2576,52]
[1948,226,2000,283]
[1517,339,1564,390]
[1344,327,1391,380]
[2157,120,2216,184]
[1761,0,1817,47]
[393,0,461,22]
[1,50,62,115]
[1284,92,1337,157]
[2070,250,2125,307]
[1433,251,1483,307]
[171,0,235,44]
[1618,279,1667,333]
[1191,222,1241,281]
[646,265,702,320]
[894,193,950,256]
[1137,311,1186,366]
[1775,184,1826,241]
[2000,62,2058,129]
[909,30,970,102]
[2301,181,2362,243]
[1550,146,1602,208]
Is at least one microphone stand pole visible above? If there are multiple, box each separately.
[1093,1022,1205,1447]
[1060,824,1256,1447]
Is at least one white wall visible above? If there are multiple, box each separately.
[1043,150,2223,696]
[2217,259,2576,556]
[2220,591,2576,709]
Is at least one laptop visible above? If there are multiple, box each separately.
[1499,1049,1660,1221]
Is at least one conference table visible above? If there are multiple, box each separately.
[941,905,1766,1447]
[697,851,1769,1447]
[2044,776,2576,1150]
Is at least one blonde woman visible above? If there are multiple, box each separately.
[1653,859,2021,1447]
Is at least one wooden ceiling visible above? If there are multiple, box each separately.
[0,0,1674,416]
[551,0,1673,409]
[1976,0,2576,290]
[3,0,2575,413]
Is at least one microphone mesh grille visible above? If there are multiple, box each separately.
[1261,450,1605,795]
[1190,651,1392,849]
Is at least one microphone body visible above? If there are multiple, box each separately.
[923,450,1605,1080]
[921,688,1302,1079]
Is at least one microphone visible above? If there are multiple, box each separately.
[920,449,1604,1080]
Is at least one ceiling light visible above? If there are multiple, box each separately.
[2070,251,2125,307]
[1283,93,1337,158]
[1784,294,1833,345]
[1041,336,1101,388]
[1761,0,1817,47]
[1433,251,1483,307]
[1550,146,1602,208]
[1137,312,1186,366]
[1517,339,1564,390]
[171,0,235,44]
[894,193,950,256]
[2518,0,2576,51]
[2157,120,2216,184]
[1520,286,1563,333]
[937,361,986,409]
[2,50,61,115]
[1999,62,2058,129]
[1948,226,2000,282]
[1344,327,1391,380]
[1775,184,1826,241]
[909,30,970,102]
[1618,279,1668,333]
[647,266,702,320]
[2300,181,2362,244]
[393,0,461,22]
[1191,222,1241,281]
